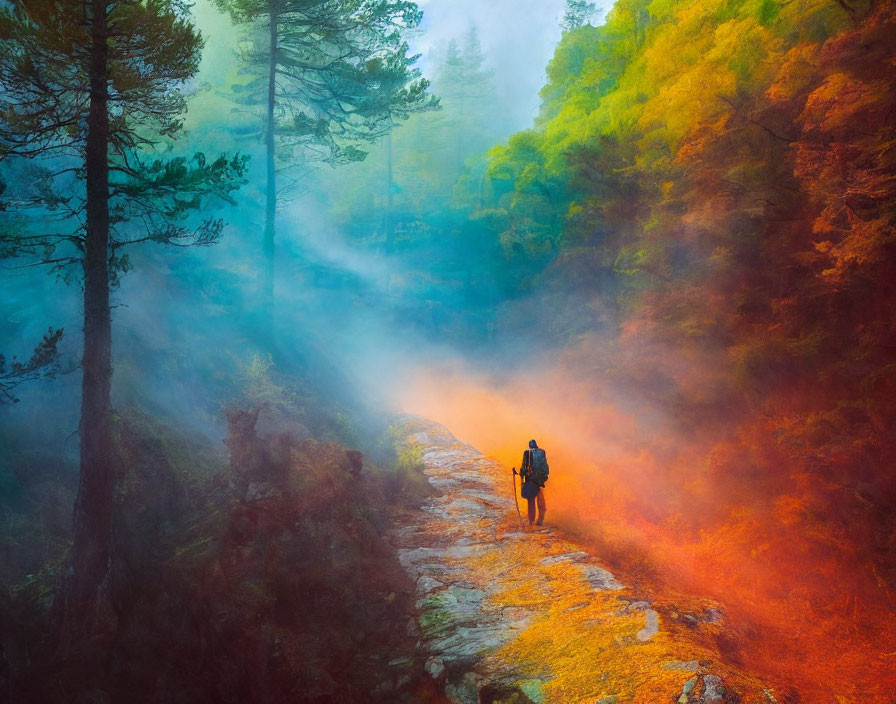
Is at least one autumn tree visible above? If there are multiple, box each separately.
[214,0,435,329]
[473,0,896,696]
[0,0,247,646]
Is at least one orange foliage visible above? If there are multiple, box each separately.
[398,340,896,702]
[415,0,896,700]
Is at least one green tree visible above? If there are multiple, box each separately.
[432,28,495,175]
[0,0,247,646]
[213,0,436,328]
[0,327,64,404]
[351,26,496,227]
[562,0,597,31]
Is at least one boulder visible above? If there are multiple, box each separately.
[678,673,737,704]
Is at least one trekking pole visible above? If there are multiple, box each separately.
[511,467,525,531]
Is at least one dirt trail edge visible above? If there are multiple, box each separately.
[390,416,775,704]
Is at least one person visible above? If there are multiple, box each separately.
[520,439,548,526]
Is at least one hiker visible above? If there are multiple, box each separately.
[520,439,548,526]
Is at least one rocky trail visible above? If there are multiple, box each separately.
[390,417,774,704]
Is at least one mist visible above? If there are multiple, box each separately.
[2,0,894,702]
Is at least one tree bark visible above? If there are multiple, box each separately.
[60,0,115,652]
[386,131,393,212]
[262,3,278,333]
[385,130,393,251]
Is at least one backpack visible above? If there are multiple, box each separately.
[528,448,549,486]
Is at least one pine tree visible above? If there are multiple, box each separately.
[214,0,436,330]
[320,25,499,234]
[433,27,495,173]
[0,328,64,404]
[562,0,596,31]
[0,0,247,646]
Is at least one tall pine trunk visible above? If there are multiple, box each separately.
[385,131,393,251]
[262,4,277,334]
[386,131,393,212]
[60,0,115,650]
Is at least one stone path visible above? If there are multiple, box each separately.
[390,416,773,704]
